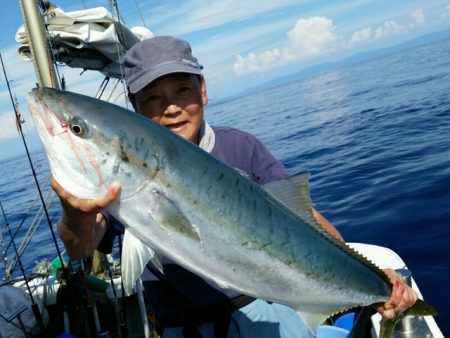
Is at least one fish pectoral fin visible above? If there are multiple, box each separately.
[149,188,201,242]
[121,229,157,296]
[379,299,437,338]
[296,310,328,335]
[150,251,164,275]
[263,172,317,227]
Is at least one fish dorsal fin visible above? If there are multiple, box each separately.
[121,229,159,296]
[263,172,317,226]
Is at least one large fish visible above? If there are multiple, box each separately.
[27,87,435,336]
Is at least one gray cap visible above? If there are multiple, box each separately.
[124,36,203,94]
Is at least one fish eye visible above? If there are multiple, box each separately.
[69,117,89,137]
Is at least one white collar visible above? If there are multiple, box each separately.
[198,120,215,153]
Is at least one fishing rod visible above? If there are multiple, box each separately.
[0,52,67,276]
[0,200,46,333]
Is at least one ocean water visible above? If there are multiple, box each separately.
[208,38,450,335]
[1,37,449,335]
[0,151,64,275]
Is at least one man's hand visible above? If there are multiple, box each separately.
[51,176,121,219]
[374,268,418,319]
[50,176,121,259]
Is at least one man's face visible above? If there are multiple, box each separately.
[132,73,208,144]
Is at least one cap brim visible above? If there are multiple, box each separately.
[128,62,202,94]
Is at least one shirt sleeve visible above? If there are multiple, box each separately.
[211,127,288,185]
[248,136,289,184]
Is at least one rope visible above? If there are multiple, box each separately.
[107,0,131,108]
[133,0,150,29]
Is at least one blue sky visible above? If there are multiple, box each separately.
[1,0,450,160]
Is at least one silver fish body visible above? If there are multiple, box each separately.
[27,87,393,332]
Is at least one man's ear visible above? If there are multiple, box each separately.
[200,75,208,106]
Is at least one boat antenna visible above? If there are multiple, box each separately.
[0,52,67,275]
[0,200,47,333]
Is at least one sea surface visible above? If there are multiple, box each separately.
[1,38,449,335]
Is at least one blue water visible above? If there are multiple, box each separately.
[1,38,449,335]
[208,38,450,335]
[0,151,64,275]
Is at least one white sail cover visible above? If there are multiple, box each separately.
[16,4,153,78]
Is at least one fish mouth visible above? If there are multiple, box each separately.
[28,90,66,137]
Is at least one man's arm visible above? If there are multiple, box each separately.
[312,207,418,318]
[312,208,344,242]
[51,176,121,259]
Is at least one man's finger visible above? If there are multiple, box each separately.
[51,175,121,212]
[94,182,121,209]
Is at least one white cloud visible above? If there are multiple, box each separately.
[234,49,282,75]
[286,17,335,58]
[0,46,38,141]
[349,8,427,47]
[411,9,425,25]
[1,47,36,92]
[0,96,39,140]
[349,27,373,45]
[442,4,450,21]
[0,113,20,139]
[374,20,405,39]
[234,16,336,75]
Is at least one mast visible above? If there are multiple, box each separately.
[16,0,67,272]
[19,0,59,89]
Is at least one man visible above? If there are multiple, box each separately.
[52,36,417,337]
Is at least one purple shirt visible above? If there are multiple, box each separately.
[210,126,288,184]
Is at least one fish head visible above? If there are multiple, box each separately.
[27,87,154,200]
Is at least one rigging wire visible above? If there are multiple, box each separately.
[95,76,111,99]
[107,78,123,102]
[5,190,57,278]
[3,180,43,257]
[133,0,150,29]
[0,200,47,333]
[106,0,130,108]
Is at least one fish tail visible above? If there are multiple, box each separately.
[379,299,437,338]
